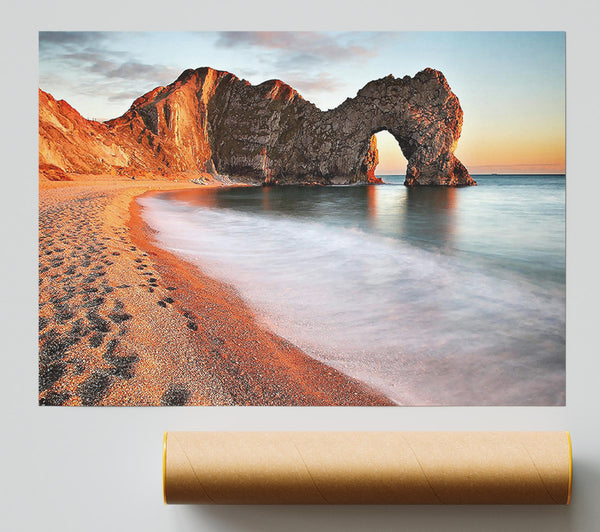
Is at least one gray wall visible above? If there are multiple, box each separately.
[2,2,599,530]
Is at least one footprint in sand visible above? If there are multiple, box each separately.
[39,391,70,406]
[78,372,112,406]
[160,384,190,406]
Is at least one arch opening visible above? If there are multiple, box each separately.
[372,130,408,183]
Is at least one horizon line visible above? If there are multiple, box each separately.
[375,172,566,176]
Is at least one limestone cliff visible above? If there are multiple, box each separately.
[39,67,474,186]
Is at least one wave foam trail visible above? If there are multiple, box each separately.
[139,193,565,406]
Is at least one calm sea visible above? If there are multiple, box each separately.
[139,174,565,405]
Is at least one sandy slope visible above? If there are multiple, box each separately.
[38,178,392,406]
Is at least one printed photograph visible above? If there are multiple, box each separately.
[38,31,565,406]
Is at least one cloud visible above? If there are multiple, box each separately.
[104,61,179,82]
[39,33,182,118]
[39,32,179,89]
[231,67,260,79]
[39,32,110,53]
[62,51,119,76]
[107,90,148,102]
[283,72,345,94]
[215,31,376,67]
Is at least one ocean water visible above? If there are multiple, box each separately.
[138,175,566,405]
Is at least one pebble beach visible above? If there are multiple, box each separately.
[38,177,392,406]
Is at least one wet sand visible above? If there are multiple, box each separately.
[39,177,393,406]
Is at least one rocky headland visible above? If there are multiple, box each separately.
[39,67,474,186]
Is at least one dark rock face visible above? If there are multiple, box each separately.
[40,67,474,186]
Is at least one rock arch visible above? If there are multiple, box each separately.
[40,67,475,186]
[205,67,475,186]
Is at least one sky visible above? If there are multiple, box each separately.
[38,31,565,174]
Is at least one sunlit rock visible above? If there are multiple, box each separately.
[39,67,474,186]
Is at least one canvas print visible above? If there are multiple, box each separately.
[38,31,565,406]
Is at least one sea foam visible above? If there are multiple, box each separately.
[138,184,565,406]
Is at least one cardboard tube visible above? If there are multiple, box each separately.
[163,431,572,505]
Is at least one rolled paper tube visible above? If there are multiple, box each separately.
[163,431,572,505]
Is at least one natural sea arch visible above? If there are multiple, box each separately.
[371,130,409,180]
[39,67,475,187]
[123,67,476,186]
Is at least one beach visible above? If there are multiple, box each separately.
[38,177,392,406]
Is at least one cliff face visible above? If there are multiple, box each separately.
[39,67,474,186]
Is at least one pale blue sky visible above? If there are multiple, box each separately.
[39,31,565,173]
